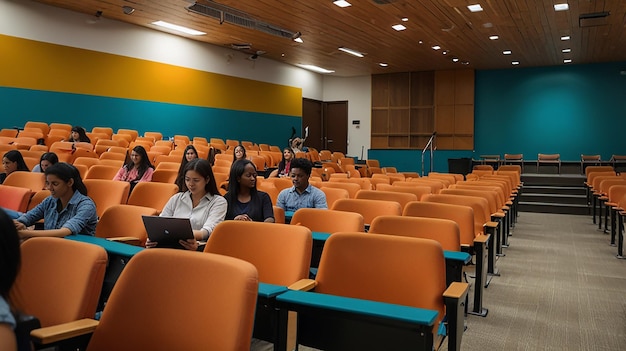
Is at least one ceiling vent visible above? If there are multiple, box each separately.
[187,1,298,39]
[579,11,610,28]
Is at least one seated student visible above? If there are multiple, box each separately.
[268,147,295,178]
[276,157,327,212]
[233,144,247,162]
[147,159,227,251]
[1,150,30,184]
[224,159,274,222]
[31,152,59,173]
[0,209,20,351]
[14,163,98,238]
[176,145,199,192]
[66,126,91,144]
[113,145,154,187]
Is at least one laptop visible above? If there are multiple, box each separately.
[142,215,194,249]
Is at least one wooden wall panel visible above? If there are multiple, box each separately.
[454,70,475,105]
[389,73,410,107]
[434,70,455,105]
[371,75,389,108]
[454,105,474,135]
[435,105,455,134]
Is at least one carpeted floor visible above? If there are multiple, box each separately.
[254,212,626,351]
[441,212,626,351]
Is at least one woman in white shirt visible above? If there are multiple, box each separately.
[147,158,226,250]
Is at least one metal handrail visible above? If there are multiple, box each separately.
[421,132,436,176]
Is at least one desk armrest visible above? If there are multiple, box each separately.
[276,290,438,326]
[288,278,317,291]
[107,236,142,246]
[443,282,469,300]
[30,318,98,345]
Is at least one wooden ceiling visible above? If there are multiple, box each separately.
[33,0,626,77]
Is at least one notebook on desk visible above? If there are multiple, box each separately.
[142,216,194,249]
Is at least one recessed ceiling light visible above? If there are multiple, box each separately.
[401,17,409,22]
[379,63,389,67]
[296,64,335,74]
[294,37,303,43]
[333,1,351,8]
[152,21,206,35]
[562,48,571,53]
[462,61,470,65]
[489,35,499,40]
[503,50,512,55]
[418,40,423,44]
[442,51,448,55]
[432,45,441,50]
[392,24,407,31]
[452,58,459,62]
[561,35,570,40]
[467,4,483,12]
[512,61,520,65]
[338,47,365,57]
[554,3,569,11]
[564,59,572,64]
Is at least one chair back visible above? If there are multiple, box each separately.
[316,233,446,332]
[321,182,361,198]
[317,186,348,208]
[331,198,402,226]
[0,184,32,212]
[291,208,365,233]
[96,204,158,246]
[355,190,417,210]
[127,182,179,213]
[27,190,51,211]
[205,221,312,285]
[403,200,478,244]
[83,179,131,218]
[375,183,431,201]
[422,194,491,236]
[273,205,285,223]
[151,169,178,183]
[370,215,461,251]
[87,249,258,351]
[585,166,614,178]
[84,165,120,180]
[10,237,107,327]
[3,171,45,192]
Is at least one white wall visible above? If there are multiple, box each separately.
[323,75,372,158]
[0,0,371,157]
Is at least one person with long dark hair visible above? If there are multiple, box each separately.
[0,209,20,351]
[67,126,91,143]
[14,163,98,238]
[1,150,30,184]
[31,152,59,173]
[175,145,198,192]
[224,159,274,222]
[232,144,247,162]
[268,147,295,178]
[113,145,154,184]
[148,159,227,250]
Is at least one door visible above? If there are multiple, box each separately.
[302,98,323,151]
[323,101,348,153]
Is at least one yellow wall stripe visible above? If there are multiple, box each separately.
[0,34,301,117]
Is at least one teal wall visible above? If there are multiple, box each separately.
[370,61,626,172]
[0,87,300,148]
[475,61,626,161]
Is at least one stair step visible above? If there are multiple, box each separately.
[519,201,589,215]
[520,193,587,205]
[522,185,586,195]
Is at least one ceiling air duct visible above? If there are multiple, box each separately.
[187,1,298,39]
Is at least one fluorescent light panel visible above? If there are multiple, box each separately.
[294,37,303,43]
[338,47,364,57]
[152,20,205,35]
[561,35,570,40]
[562,48,571,53]
[401,17,409,22]
[564,59,572,63]
[392,24,406,31]
[512,61,520,65]
[432,45,441,50]
[554,3,569,11]
[489,35,499,40]
[503,50,512,55]
[333,1,351,8]
[296,64,335,74]
[467,4,483,12]
[379,63,388,67]
[452,58,459,62]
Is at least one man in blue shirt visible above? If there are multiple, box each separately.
[277,158,327,212]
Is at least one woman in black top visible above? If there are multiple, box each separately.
[0,150,29,184]
[68,126,91,143]
[224,159,274,222]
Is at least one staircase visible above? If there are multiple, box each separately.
[518,174,588,215]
